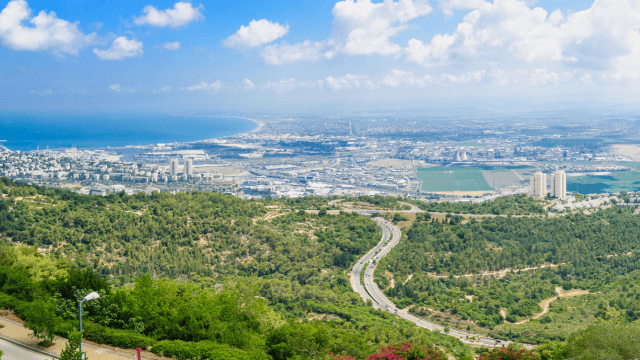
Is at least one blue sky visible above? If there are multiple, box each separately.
[0,0,639,114]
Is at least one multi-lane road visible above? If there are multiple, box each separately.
[351,217,531,349]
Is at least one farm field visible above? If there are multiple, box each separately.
[416,166,535,192]
[416,167,493,192]
[481,170,524,188]
[567,170,640,194]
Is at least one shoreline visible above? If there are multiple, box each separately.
[3,114,261,152]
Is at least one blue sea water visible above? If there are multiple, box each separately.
[0,114,256,151]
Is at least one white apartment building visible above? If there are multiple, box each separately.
[170,159,179,176]
[530,171,547,198]
[185,158,193,176]
[550,170,567,200]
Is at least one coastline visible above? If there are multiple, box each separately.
[221,115,263,134]
[1,114,260,152]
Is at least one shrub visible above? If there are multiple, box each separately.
[478,347,536,360]
[151,340,251,360]
[342,341,449,360]
[82,322,156,349]
[60,330,84,360]
[19,299,59,346]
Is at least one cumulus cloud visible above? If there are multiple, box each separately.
[134,2,203,28]
[439,0,485,17]
[223,19,289,48]
[162,41,180,50]
[94,37,143,60]
[261,78,313,93]
[185,81,223,92]
[242,79,255,90]
[262,40,332,65]
[382,66,574,87]
[29,89,53,96]
[404,0,640,77]
[109,84,137,93]
[0,0,95,56]
[318,74,378,90]
[261,0,432,65]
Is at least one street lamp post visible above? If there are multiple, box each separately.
[78,292,100,359]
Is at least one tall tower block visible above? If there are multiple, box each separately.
[170,159,179,176]
[530,171,547,198]
[554,170,567,200]
[185,159,193,176]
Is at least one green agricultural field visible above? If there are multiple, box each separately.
[567,171,640,194]
[416,167,493,192]
[481,170,524,188]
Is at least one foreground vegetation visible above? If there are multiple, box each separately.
[1,177,638,359]
[0,178,468,359]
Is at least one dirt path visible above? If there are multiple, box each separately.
[555,286,590,297]
[432,263,564,279]
[513,297,557,324]
[509,287,591,325]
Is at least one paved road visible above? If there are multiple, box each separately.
[0,339,50,360]
[352,218,533,349]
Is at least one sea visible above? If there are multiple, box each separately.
[0,113,257,152]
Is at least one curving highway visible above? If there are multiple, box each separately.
[351,217,532,349]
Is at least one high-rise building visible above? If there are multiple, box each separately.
[170,159,179,176]
[530,171,547,198]
[553,170,567,200]
[185,158,193,176]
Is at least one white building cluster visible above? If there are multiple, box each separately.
[530,170,566,199]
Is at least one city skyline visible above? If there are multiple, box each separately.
[1,0,640,113]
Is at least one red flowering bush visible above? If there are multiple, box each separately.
[478,347,536,360]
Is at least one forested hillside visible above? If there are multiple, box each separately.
[0,178,470,359]
[408,195,547,215]
[377,208,640,343]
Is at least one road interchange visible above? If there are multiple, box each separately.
[351,217,533,349]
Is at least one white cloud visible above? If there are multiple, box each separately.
[134,2,203,28]
[162,41,180,50]
[404,0,640,76]
[0,0,95,56]
[242,79,255,90]
[262,40,332,65]
[153,86,171,93]
[261,78,312,93]
[439,0,485,17]
[29,89,53,96]
[318,74,377,90]
[109,84,137,93]
[382,66,574,87]
[185,81,223,92]
[94,37,143,60]
[223,19,289,49]
[261,0,432,65]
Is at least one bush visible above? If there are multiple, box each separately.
[19,299,59,346]
[60,330,84,360]
[82,322,156,349]
[478,347,536,360]
[151,340,251,360]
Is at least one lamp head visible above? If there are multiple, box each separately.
[83,292,100,301]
